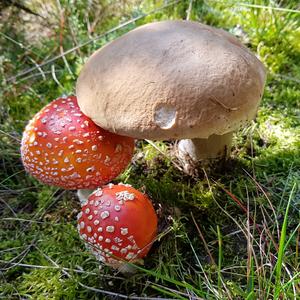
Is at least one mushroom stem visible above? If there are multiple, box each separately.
[77,189,94,206]
[177,132,233,161]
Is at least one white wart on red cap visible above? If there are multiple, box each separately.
[21,96,134,189]
[77,183,157,268]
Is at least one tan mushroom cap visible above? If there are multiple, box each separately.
[76,20,266,140]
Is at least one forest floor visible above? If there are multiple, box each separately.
[0,0,299,299]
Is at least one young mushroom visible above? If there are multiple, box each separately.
[76,20,266,168]
[21,96,134,195]
[77,183,158,271]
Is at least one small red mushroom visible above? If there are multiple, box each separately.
[77,183,158,269]
[21,96,134,189]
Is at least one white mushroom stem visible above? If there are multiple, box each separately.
[77,189,94,206]
[177,132,233,161]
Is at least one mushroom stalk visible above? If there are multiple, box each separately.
[77,189,94,206]
[177,132,233,161]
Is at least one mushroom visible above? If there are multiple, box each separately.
[76,20,266,167]
[77,183,157,271]
[21,96,134,193]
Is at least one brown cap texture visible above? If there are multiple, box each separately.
[76,20,266,140]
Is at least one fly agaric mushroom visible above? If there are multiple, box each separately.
[21,96,134,191]
[77,183,157,270]
[76,20,266,165]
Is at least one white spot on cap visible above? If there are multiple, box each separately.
[105,238,111,243]
[115,144,122,153]
[98,236,103,241]
[100,211,109,219]
[104,156,111,164]
[114,205,121,212]
[94,220,100,225]
[120,248,127,254]
[87,226,92,233]
[114,237,122,243]
[125,252,135,260]
[95,189,102,197]
[80,221,85,228]
[106,226,115,233]
[73,139,84,145]
[85,208,90,214]
[87,215,93,220]
[91,145,98,151]
[97,227,103,232]
[154,104,177,129]
[86,166,95,172]
[120,228,128,236]
[116,191,135,204]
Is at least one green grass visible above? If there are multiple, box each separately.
[1,0,299,299]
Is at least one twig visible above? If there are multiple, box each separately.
[243,169,280,241]
[209,96,238,112]
[51,65,64,89]
[0,129,21,142]
[186,0,193,20]
[0,197,18,217]
[212,0,300,14]
[190,212,216,265]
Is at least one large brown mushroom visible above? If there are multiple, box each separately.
[76,20,266,166]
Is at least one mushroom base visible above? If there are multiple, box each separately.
[107,258,144,274]
[177,132,233,162]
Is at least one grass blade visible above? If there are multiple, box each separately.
[274,183,297,299]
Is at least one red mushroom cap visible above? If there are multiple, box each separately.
[21,96,134,189]
[77,183,158,267]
